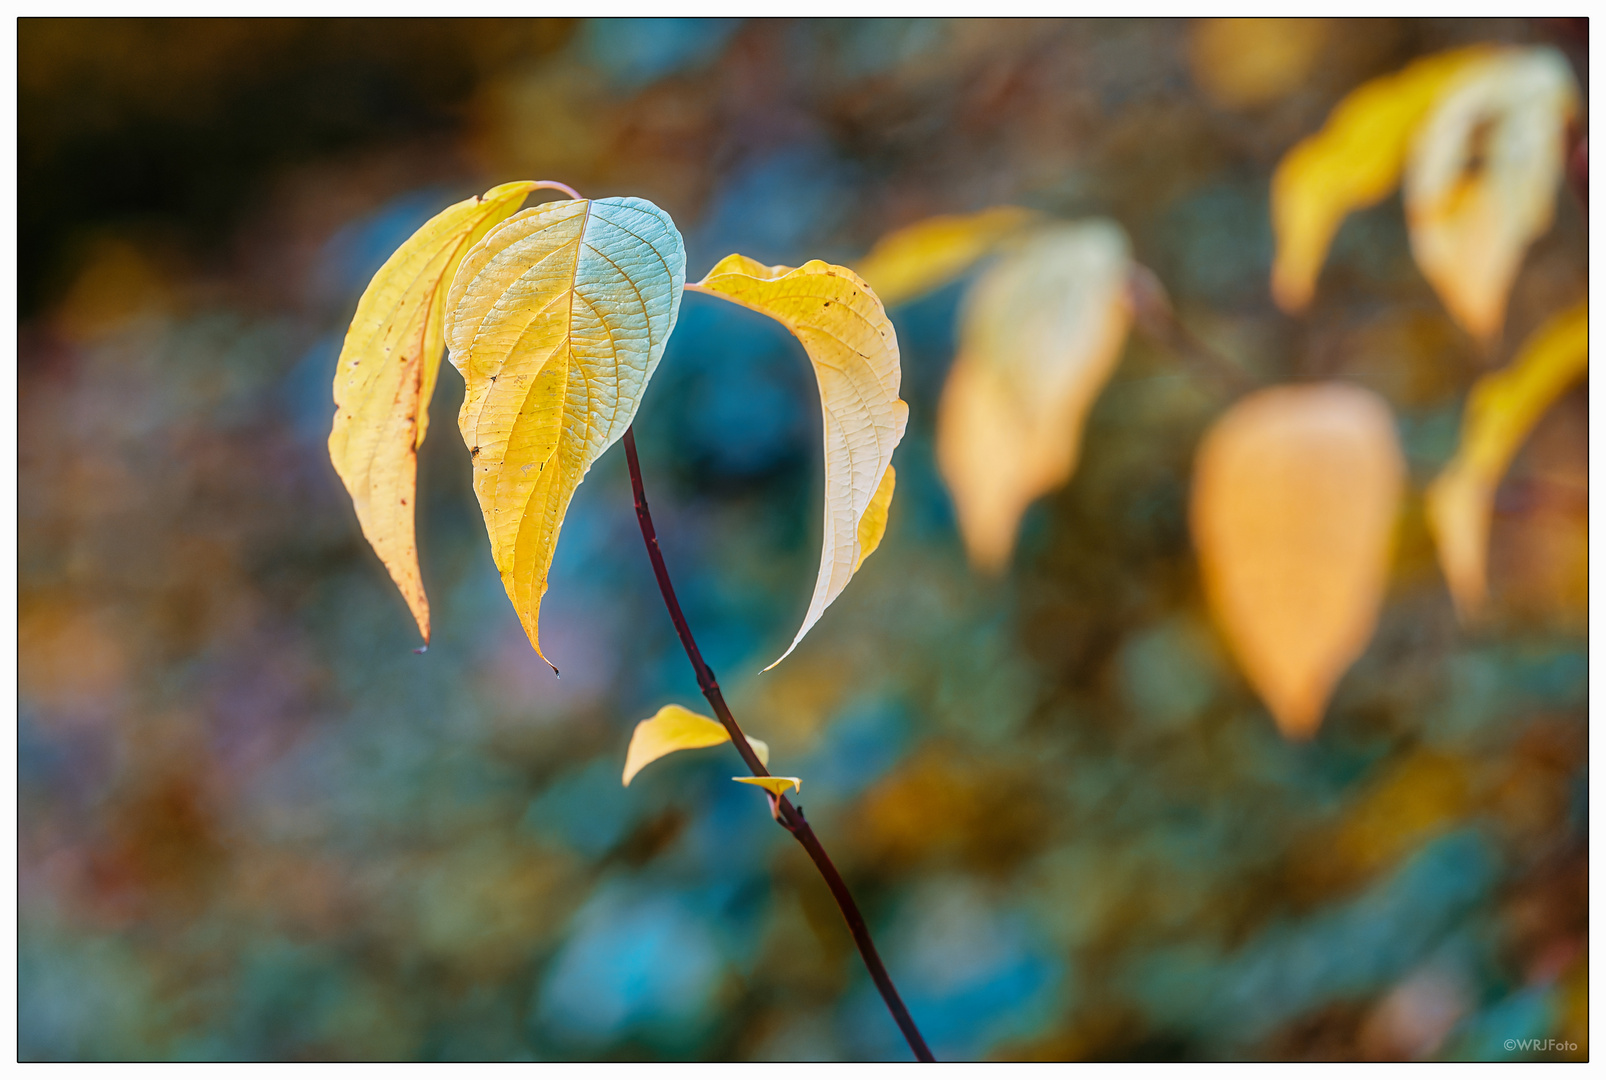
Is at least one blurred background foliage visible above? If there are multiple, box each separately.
[18,17,1587,1062]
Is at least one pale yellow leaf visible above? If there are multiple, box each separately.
[1270,45,1494,313]
[329,180,538,643]
[1404,47,1579,342]
[1191,384,1405,740]
[733,776,800,797]
[853,465,896,573]
[1190,18,1332,110]
[688,256,908,670]
[854,206,1038,308]
[1426,300,1587,619]
[445,197,686,668]
[622,704,770,786]
[936,219,1133,573]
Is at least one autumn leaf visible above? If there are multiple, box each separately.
[622,704,769,786]
[329,180,538,643]
[734,776,800,797]
[445,196,686,668]
[1404,48,1579,343]
[1270,46,1493,313]
[1427,300,1587,619]
[936,219,1133,573]
[1191,384,1405,739]
[854,206,1037,308]
[688,255,907,670]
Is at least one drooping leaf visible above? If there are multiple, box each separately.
[688,256,908,670]
[733,776,800,797]
[1426,300,1587,619]
[935,219,1133,573]
[1191,383,1405,740]
[854,206,1037,308]
[445,196,686,668]
[329,180,538,642]
[1270,46,1493,313]
[1404,48,1579,343]
[622,704,770,787]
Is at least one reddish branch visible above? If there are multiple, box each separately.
[621,426,936,1063]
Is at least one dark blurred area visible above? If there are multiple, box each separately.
[18,18,1587,1061]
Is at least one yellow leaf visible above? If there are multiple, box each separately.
[1189,18,1332,110]
[1191,384,1405,740]
[329,180,537,642]
[445,197,686,668]
[688,256,908,670]
[853,465,896,573]
[622,704,770,787]
[733,776,800,797]
[1426,300,1587,619]
[936,219,1133,573]
[1404,48,1579,342]
[1270,45,1494,313]
[854,206,1038,308]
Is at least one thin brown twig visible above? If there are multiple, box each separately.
[621,426,936,1063]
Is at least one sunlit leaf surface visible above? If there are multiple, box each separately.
[854,206,1037,308]
[1427,301,1587,619]
[936,219,1132,573]
[1191,384,1405,739]
[1270,46,1493,313]
[328,181,537,642]
[622,704,770,786]
[446,196,685,668]
[689,255,907,670]
[1404,48,1579,342]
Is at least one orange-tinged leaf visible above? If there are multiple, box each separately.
[688,256,907,670]
[622,704,769,786]
[1191,384,1405,740]
[445,197,685,669]
[1270,46,1494,313]
[1426,301,1587,619]
[329,180,537,642]
[854,206,1038,308]
[1404,48,1579,342]
[734,776,800,797]
[936,219,1133,573]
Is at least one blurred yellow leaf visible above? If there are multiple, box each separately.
[446,197,686,668]
[734,776,800,797]
[1191,384,1405,739]
[1270,46,1493,313]
[936,219,1133,573]
[1189,18,1331,109]
[1426,300,1587,619]
[329,180,537,643]
[622,704,770,786]
[1404,48,1579,342]
[689,256,908,670]
[854,206,1037,308]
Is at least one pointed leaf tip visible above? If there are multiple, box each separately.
[447,196,686,666]
[689,257,907,671]
[1191,383,1404,740]
[936,219,1133,572]
[1426,300,1587,620]
[733,776,800,797]
[622,704,769,786]
[1404,47,1579,342]
[1269,46,1494,313]
[330,180,539,643]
